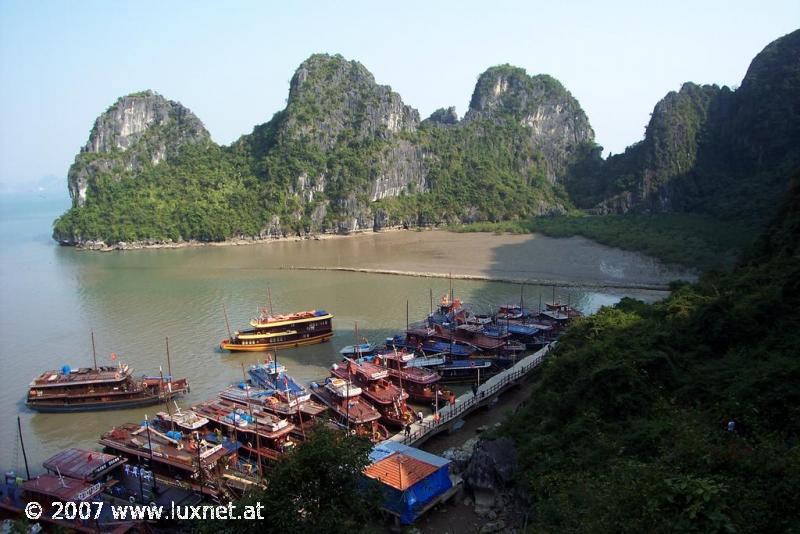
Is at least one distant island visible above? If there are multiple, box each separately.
[53,30,799,266]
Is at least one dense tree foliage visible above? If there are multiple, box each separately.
[201,426,379,534]
[499,178,800,532]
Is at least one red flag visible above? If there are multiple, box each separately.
[111,352,117,361]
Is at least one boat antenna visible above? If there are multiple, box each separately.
[552,286,556,306]
[355,321,359,357]
[429,288,433,315]
[520,284,524,312]
[91,330,97,370]
[539,292,542,314]
[267,287,274,316]
[17,416,30,480]
[165,337,172,382]
[222,303,233,341]
[406,300,409,331]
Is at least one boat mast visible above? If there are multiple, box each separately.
[242,363,262,482]
[267,287,274,316]
[406,300,409,331]
[160,367,175,433]
[222,303,233,341]
[165,337,172,381]
[90,330,97,370]
[429,288,433,315]
[346,364,351,431]
[144,414,155,479]
[355,321,359,358]
[449,273,453,303]
[17,416,30,480]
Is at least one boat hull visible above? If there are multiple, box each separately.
[221,332,333,352]
[26,393,181,413]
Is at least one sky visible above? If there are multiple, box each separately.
[0,0,797,195]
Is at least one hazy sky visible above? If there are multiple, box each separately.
[0,0,797,193]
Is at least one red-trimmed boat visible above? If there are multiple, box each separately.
[331,359,414,428]
[310,377,389,442]
[26,363,189,413]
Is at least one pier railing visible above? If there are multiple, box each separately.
[393,342,555,445]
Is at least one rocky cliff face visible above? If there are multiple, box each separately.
[67,91,211,207]
[284,54,420,148]
[465,65,595,182]
[55,55,596,243]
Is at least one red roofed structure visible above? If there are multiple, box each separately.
[363,452,439,491]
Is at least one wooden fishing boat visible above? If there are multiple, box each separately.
[26,363,189,413]
[99,421,236,499]
[310,377,388,442]
[330,359,414,428]
[377,349,450,404]
[190,398,296,463]
[220,307,334,352]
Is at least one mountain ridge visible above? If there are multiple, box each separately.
[53,30,800,246]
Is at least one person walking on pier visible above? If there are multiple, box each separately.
[404,422,411,437]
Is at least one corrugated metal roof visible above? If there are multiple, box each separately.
[42,448,126,481]
[370,441,450,468]
[363,452,438,491]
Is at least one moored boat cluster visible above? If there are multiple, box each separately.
[7,291,581,529]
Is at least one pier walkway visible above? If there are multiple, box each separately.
[386,342,556,447]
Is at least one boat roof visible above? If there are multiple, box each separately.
[23,473,105,501]
[29,365,131,388]
[370,441,450,468]
[43,448,126,482]
[250,309,332,328]
[363,452,439,491]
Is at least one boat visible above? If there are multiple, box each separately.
[26,363,189,413]
[386,333,476,358]
[339,342,377,357]
[190,398,296,464]
[219,382,326,441]
[310,377,388,441]
[99,421,241,499]
[330,359,414,428]
[156,403,209,431]
[247,360,311,402]
[376,349,450,404]
[220,307,334,352]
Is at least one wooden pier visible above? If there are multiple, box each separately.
[386,343,556,447]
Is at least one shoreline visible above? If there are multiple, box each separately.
[277,265,673,291]
[63,226,413,251]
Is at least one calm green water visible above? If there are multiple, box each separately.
[0,194,689,472]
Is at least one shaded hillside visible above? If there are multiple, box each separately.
[500,177,800,531]
[573,29,800,221]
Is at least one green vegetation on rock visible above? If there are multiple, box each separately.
[499,177,800,532]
